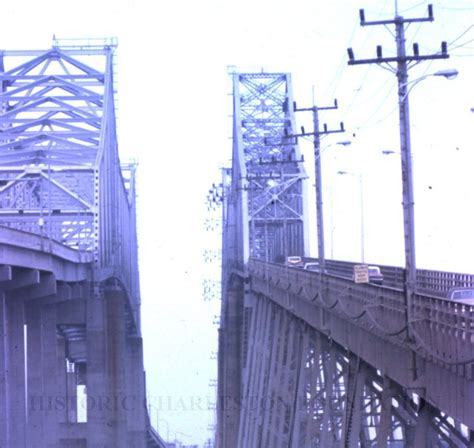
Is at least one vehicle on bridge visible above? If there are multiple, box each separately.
[286,256,304,268]
[368,266,384,284]
[447,287,474,304]
[303,261,328,273]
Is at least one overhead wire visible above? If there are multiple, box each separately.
[323,0,391,108]
[334,0,400,135]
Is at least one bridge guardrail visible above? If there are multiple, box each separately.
[250,259,474,381]
[319,259,474,297]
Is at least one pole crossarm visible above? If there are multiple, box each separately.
[348,5,449,67]
[348,52,448,65]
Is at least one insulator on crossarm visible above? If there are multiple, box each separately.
[413,43,419,56]
[347,47,354,61]
[376,45,383,59]
[441,41,447,55]
[359,9,366,25]
[301,126,305,134]
[428,4,433,20]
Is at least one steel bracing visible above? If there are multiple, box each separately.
[218,71,474,447]
[229,72,309,266]
[0,43,163,448]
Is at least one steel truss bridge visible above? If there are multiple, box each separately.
[0,44,166,447]
[217,72,474,447]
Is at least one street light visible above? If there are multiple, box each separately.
[403,69,458,98]
[426,68,458,80]
[337,170,365,263]
[397,66,457,363]
[314,140,352,270]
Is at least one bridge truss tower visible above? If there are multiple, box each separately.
[217,72,309,446]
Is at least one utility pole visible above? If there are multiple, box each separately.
[288,100,344,272]
[347,4,449,378]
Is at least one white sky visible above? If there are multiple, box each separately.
[2,0,474,445]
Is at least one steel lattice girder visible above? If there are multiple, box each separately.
[0,46,141,319]
[232,72,308,262]
[0,48,105,251]
[238,294,474,447]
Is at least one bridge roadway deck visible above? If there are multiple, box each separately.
[249,259,474,429]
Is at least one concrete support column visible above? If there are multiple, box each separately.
[86,293,112,447]
[41,303,63,448]
[0,294,8,447]
[26,301,45,446]
[105,287,128,448]
[126,336,147,447]
[5,295,27,447]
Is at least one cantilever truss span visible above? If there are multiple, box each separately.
[228,72,309,266]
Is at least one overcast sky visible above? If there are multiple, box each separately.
[2,0,474,445]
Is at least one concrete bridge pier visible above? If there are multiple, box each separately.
[0,277,149,448]
[1,294,27,448]
[125,335,147,446]
[86,285,147,448]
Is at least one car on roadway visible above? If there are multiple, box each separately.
[304,262,321,271]
[447,287,474,304]
[286,256,304,268]
[368,266,384,285]
[303,262,328,273]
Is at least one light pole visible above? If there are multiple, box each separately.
[337,170,365,263]
[314,139,352,269]
[320,141,351,260]
[396,67,458,345]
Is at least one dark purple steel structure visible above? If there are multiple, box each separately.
[0,41,165,447]
[217,72,474,447]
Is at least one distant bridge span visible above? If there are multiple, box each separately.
[217,72,474,447]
